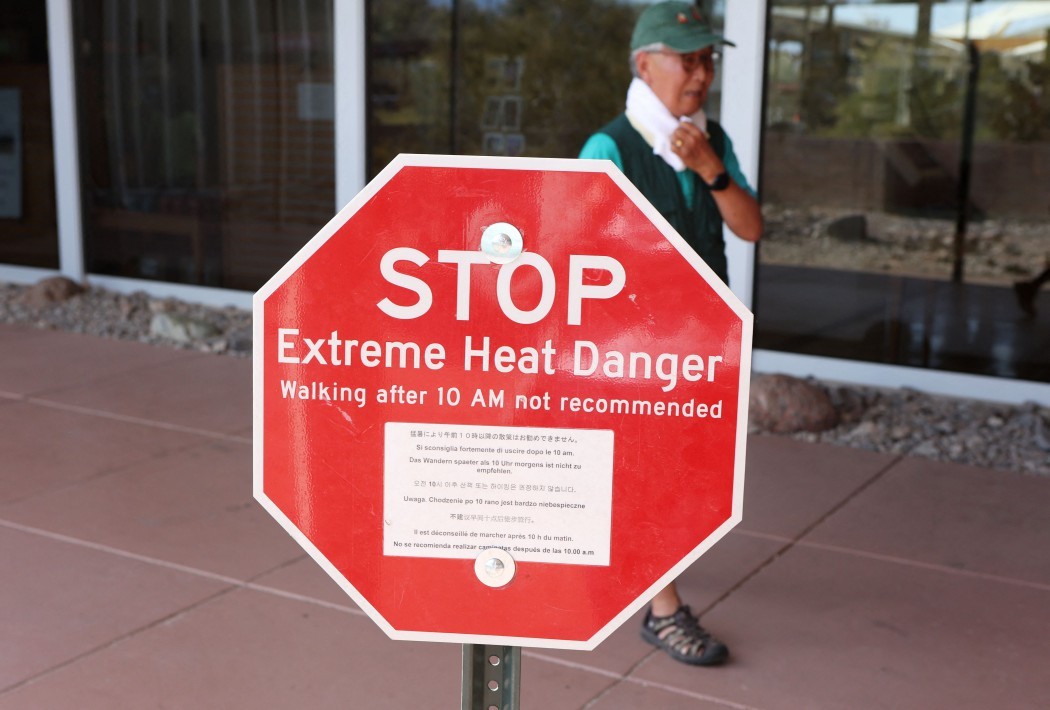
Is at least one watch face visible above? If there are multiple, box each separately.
[709,171,730,191]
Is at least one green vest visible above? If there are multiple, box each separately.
[598,114,728,283]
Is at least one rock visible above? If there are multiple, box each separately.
[826,214,868,241]
[749,374,840,433]
[226,328,253,354]
[889,425,911,440]
[912,441,940,457]
[118,296,135,319]
[827,386,867,423]
[847,420,879,440]
[22,277,85,308]
[149,312,221,343]
[1034,415,1050,452]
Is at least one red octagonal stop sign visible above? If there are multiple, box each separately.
[253,154,752,649]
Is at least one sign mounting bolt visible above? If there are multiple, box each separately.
[475,548,516,587]
[480,222,524,264]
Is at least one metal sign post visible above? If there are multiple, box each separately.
[462,644,520,710]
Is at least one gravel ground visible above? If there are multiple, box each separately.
[774,383,1049,476]
[2,280,1047,476]
[0,281,252,355]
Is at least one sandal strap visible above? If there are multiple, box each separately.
[649,606,712,656]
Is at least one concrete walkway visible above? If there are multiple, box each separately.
[1,322,1048,709]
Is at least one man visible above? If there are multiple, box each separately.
[579,1,762,666]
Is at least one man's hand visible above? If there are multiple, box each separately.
[669,120,763,243]
[670,121,723,184]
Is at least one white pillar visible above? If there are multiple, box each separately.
[721,0,767,309]
[46,0,85,281]
[335,0,367,209]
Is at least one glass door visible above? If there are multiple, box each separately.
[0,0,59,269]
[757,0,1050,381]
[73,0,335,290]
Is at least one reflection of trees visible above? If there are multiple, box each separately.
[458,0,636,157]
[905,49,1049,144]
[980,54,1050,142]
[800,27,852,131]
[368,1,453,176]
[770,6,1050,144]
[906,65,965,140]
[368,0,636,175]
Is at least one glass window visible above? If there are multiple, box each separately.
[73,0,334,291]
[758,0,1050,382]
[367,0,728,178]
[0,0,59,269]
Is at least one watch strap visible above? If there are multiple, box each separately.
[706,171,730,192]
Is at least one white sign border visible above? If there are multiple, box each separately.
[253,153,752,650]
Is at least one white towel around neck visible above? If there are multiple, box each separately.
[625,77,707,172]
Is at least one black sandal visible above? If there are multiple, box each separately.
[641,605,729,666]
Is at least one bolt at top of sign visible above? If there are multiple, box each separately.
[480,223,524,263]
[253,154,752,650]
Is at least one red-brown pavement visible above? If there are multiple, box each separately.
[1,324,1047,709]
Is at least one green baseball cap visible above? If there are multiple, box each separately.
[631,1,735,53]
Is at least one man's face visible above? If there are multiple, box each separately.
[636,47,718,118]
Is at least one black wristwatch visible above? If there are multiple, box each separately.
[706,171,731,192]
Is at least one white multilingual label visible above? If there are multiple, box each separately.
[384,422,613,565]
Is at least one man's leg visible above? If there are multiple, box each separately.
[650,582,682,616]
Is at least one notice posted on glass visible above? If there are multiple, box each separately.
[384,422,613,565]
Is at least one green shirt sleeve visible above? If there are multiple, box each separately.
[578,133,623,170]
[721,132,756,198]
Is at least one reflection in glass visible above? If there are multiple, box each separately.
[758,0,1050,382]
[74,0,334,290]
[367,0,727,177]
[0,0,59,268]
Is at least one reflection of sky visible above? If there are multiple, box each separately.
[776,1,1050,39]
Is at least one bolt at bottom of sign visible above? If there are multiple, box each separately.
[474,548,516,587]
